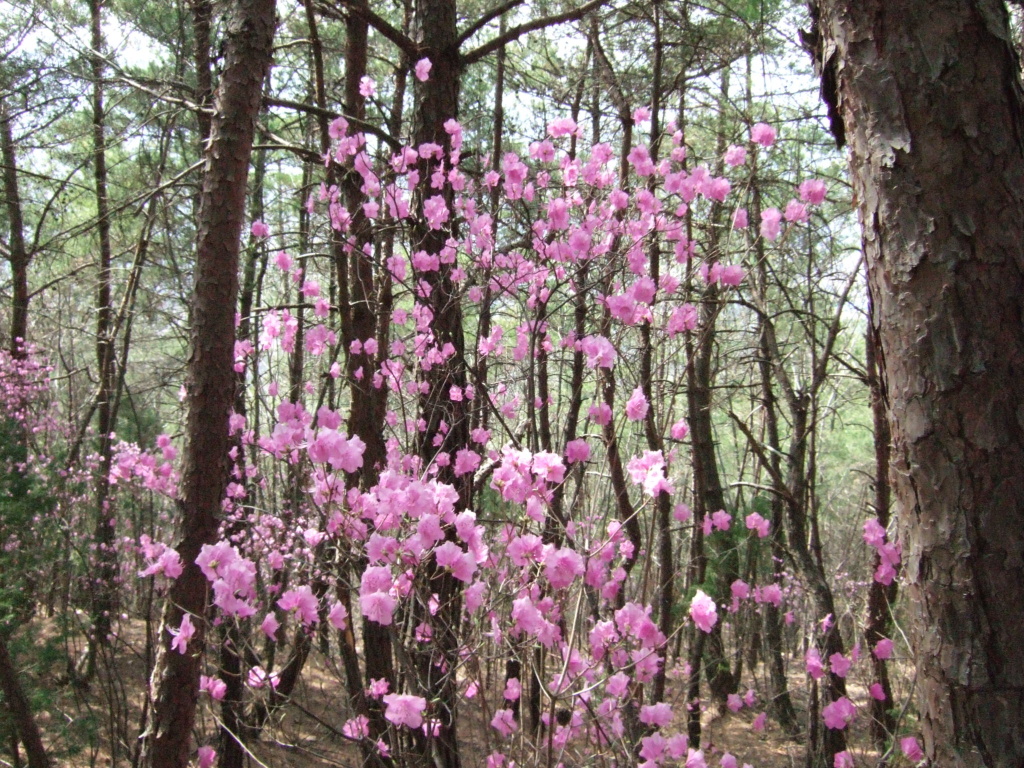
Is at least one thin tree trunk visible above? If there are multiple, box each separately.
[139,1,275,765]
[0,637,48,768]
[81,0,119,686]
[0,95,29,356]
[864,294,897,748]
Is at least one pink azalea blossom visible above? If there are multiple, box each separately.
[250,220,270,238]
[415,57,432,82]
[830,652,851,678]
[639,701,673,727]
[834,751,854,768]
[690,589,718,633]
[822,696,856,729]
[799,178,828,205]
[806,648,825,679]
[625,387,649,421]
[491,708,518,738]
[198,746,216,768]
[760,207,782,241]
[169,613,195,654]
[901,736,924,762]
[869,683,886,701]
[874,637,894,660]
[751,122,777,147]
[732,207,748,229]
[260,612,280,641]
[745,511,770,537]
[724,144,747,166]
[383,693,427,729]
[565,439,590,463]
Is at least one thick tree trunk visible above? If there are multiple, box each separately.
[139,1,275,766]
[810,1,1024,763]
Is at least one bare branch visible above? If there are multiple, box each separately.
[456,0,524,47]
[463,0,608,65]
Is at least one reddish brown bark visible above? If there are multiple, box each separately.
[810,1,1024,763]
[139,0,275,765]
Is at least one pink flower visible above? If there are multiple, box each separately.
[328,601,348,630]
[250,220,270,238]
[799,178,827,205]
[491,708,518,738]
[361,592,396,626]
[833,751,854,768]
[745,512,770,538]
[752,712,767,732]
[727,693,743,712]
[625,387,649,421]
[760,207,782,241]
[278,584,319,626]
[548,117,579,137]
[639,702,673,727]
[732,207,748,229]
[720,754,738,768]
[806,648,825,679]
[829,652,851,678]
[723,145,747,166]
[606,671,630,697]
[545,547,585,590]
[503,677,521,701]
[822,696,856,729]
[590,402,612,425]
[200,675,226,700]
[260,612,280,641]
[640,733,667,762]
[751,122,776,147]
[198,746,216,768]
[690,590,718,633]
[731,579,750,600]
[248,666,279,689]
[670,418,689,440]
[632,106,652,124]
[869,683,886,701]
[383,694,427,729]
[901,736,924,762]
[169,613,195,654]
[359,75,376,98]
[565,439,590,464]
[454,448,481,477]
[415,57,432,82]
[784,198,809,223]
[711,509,732,531]
[874,637,894,660]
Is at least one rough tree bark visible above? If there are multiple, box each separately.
[809,0,1024,763]
[139,0,275,766]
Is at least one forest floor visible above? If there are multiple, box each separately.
[15,616,914,768]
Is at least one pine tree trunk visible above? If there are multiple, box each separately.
[139,1,275,765]
[810,1,1024,763]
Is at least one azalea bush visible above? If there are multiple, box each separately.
[119,107,918,767]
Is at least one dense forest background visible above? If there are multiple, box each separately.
[2,0,1012,767]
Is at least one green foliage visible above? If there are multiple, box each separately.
[0,417,56,631]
